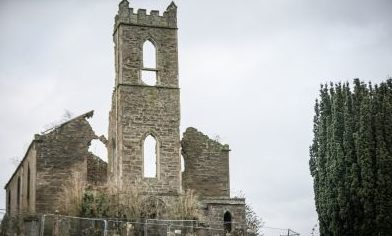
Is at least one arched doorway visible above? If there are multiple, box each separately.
[224,211,232,233]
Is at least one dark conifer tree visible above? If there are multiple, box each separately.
[310,79,392,236]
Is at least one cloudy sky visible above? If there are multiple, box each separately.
[0,0,391,235]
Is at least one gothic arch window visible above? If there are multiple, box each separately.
[224,211,233,233]
[141,39,158,86]
[143,134,158,178]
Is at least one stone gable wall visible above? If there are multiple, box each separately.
[34,115,106,213]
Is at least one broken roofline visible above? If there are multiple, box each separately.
[40,110,94,135]
[4,110,95,189]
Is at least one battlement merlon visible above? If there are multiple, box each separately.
[114,0,177,31]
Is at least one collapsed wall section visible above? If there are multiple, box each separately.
[181,127,230,198]
[34,111,107,213]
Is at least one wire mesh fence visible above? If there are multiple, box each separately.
[1,213,302,236]
[2,214,250,236]
[262,226,300,236]
[42,215,107,236]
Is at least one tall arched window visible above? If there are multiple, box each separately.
[144,135,158,178]
[224,211,233,233]
[141,40,157,86]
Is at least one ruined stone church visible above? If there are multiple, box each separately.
[4,0,246,234]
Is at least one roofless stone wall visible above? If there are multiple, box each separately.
[35,112,107,213]
[181,127,231,198]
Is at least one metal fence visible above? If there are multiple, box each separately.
[1,213,304,236]
[2,214,238,236]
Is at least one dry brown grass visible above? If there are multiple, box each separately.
[57,177,202,221]
[58,172,86,216]
[169,189,202,220]
[108,181,146,219]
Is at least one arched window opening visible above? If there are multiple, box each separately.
[27,165,31,204]
[141,40,157,86]
[17,176,21,211]
[143,40,156,68]
[144,135,157,178]
[224,211,233,233]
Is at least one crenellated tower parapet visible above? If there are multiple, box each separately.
[115,0,177,31]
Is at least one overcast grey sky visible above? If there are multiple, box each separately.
[0,0,391,235]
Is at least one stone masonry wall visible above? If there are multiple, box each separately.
[201,198,246,233]
[181,127,231,198]
[115,1,177,32]
[5,111,108,217]
[5,142,37,216]
[109,1,181,195]
[114,2,178,88]
[114,85,181,194]
[87,155,108,185]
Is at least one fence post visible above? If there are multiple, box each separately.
[167,224,171,236]
[53,211,59,236]
[40,214,46,236]
[144,220,148,236]
[103,219,108,236]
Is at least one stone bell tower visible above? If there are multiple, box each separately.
[108,0,181,195]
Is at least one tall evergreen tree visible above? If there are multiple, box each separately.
[310,79,392,236]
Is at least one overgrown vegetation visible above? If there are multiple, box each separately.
[309,79,392,235]
[58,177,202,221]
[0,215,22,236]
[233,191,264,235]
[169,189,202,220]
[58,173,85,216]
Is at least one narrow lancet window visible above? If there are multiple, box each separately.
[141,40,157,86]
[143,40,156,68]
[144,135,157,178]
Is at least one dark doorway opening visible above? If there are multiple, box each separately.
[224,211,232,233]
